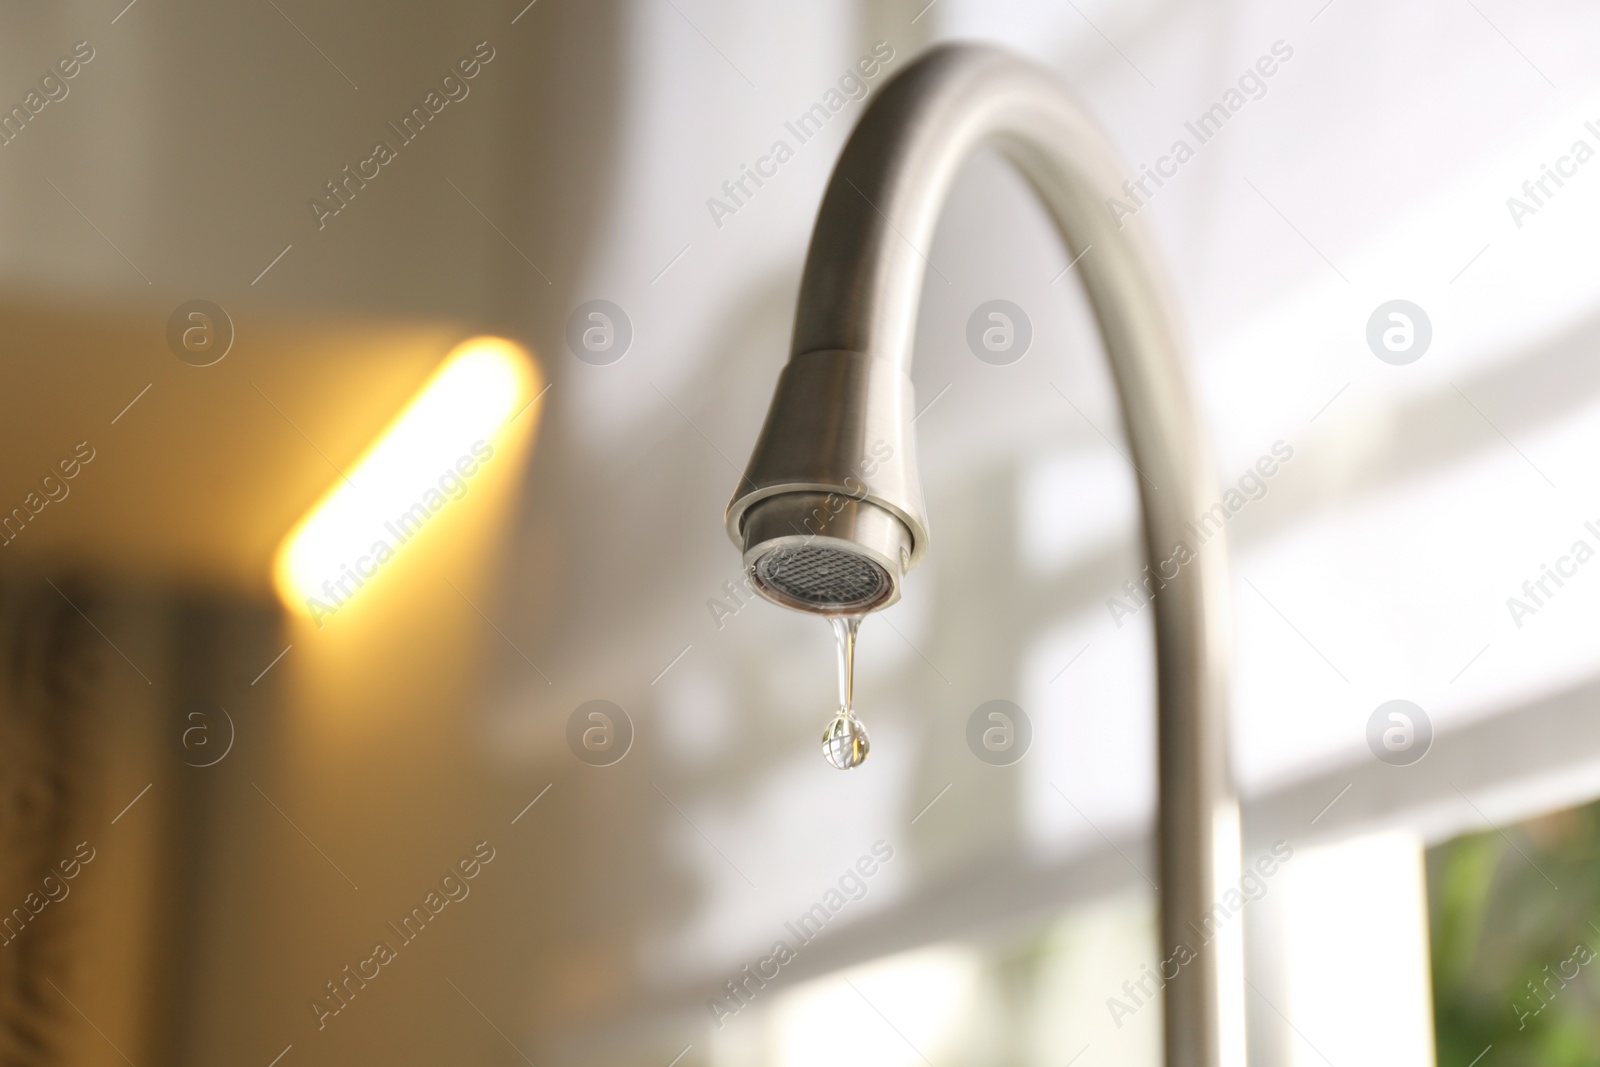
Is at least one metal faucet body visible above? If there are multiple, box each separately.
[727,44,1243,1067]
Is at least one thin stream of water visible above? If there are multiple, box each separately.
[821,614,869,769]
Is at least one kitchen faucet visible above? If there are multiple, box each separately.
[724,44,1243,1067]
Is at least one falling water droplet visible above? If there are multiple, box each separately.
[821,614,869,770]
[822,711,870,770]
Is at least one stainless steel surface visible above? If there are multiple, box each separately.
[741,491,910,613]
[726,43,1243,1067]
[726,347,928,575]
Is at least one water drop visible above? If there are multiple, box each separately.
[821,614,869,770]
[822,711,870,770]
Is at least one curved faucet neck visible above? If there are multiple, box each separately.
[732,46,1243,1066]
[790,44,1170,378]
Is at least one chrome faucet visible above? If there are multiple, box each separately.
[724,44,1243,1067]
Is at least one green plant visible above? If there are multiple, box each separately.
[1429,801,1600,1066]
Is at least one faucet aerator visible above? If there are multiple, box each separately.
[740,492,910,615]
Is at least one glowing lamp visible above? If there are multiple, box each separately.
[272,336,535,621]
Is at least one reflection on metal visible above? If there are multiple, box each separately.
[726,44,1243,1067]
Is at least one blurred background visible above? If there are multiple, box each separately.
[1,1,1598,1064]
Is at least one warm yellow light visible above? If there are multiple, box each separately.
[273,336,536,623]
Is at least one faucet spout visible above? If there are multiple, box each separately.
[725,43,1242,1067]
